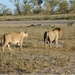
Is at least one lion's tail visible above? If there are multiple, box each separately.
[44,31,49,43]
[44,31,47,43]
[1,35,5,46]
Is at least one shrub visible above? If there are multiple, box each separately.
[67,21,74,26]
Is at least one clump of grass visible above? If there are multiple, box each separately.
[67,21,74,26]
[51,25,55,29]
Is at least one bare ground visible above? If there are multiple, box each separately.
[0,20,75,26]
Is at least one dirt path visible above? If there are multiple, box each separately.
[0,20,75,26]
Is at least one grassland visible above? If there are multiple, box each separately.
[0,14,75,21]
[0,24,75,74]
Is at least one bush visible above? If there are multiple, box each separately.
[67,21,74,26]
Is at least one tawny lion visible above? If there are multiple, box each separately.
[44,27,62,49]
[1,32,28,52]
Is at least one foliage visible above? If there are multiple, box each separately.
[45,0,60,14]
[57,0,69,14]
[67,21,74,26]
[0,14,75,21]
[0,3,6,15]
[9,0,21,15]
[23,4,31,15]
[69,0,75,13]
[42,2,51,14]
[1,0,75,15]
[33,5,41,14]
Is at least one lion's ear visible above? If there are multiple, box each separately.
[25,32,27,34]
[25,32,28,34]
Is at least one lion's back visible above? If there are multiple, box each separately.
[3,32,23,43]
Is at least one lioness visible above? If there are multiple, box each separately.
[44,27,62,49]
[1,32,28,52]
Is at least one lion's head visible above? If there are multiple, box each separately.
[53,27,62,38]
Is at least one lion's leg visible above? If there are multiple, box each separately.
[52,40,56,48]
[20,43,22,51]
[48,40,52,48]
[49,42,52,48]
[55,36,59,48]
[7,44,12,51]
[20,41,22,51]
[55,40,58,48]
[2,46,5,52]
[56,42,58,47]
[2,42,8,52]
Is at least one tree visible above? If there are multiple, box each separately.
[9,0,21,15]
[57,0,69,14]
[29,0,42,14]
[22,0,31,15]
[0,3,6,15]
[23,4,31,15]
[38,0,43,5]
[3,8,12,15]
[43,0,60,14]
[42,2,51,14]
[69,0,75,13]
[30,0,38,6]
[33,5,41,14]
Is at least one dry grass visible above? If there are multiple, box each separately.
[0,24,75,74]
[0,14,75,21]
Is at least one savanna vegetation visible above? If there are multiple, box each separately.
[0,0,75,74]
[0,0,75,16]
[0,24,75,74]
[0,0,75,21]
[0,14,75,21]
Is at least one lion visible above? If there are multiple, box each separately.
[1,32,28,52]
[44,27,62,49]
